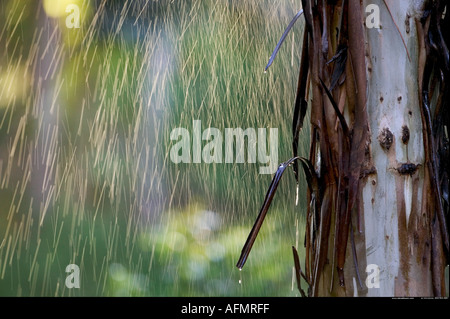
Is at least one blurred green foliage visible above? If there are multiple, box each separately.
[0,0,310,296]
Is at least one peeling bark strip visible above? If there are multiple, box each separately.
[416,0,450,296]
[237,0,449,297]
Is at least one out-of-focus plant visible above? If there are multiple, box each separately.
[0,0,307,296]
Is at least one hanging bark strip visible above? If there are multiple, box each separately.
[419,0,449,254]
[236,156,310,270]
[292,30,310,185]
[416,0,449,296]
[265,9,304,72]
[292,246,308,297]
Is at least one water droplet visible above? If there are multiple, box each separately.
[238,268,242,286]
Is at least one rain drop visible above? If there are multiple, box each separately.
[239,268,242,285]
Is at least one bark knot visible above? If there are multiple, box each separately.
[378,127,394,150]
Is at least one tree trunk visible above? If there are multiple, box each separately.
[236,0,448,297]
[304,0,449,297]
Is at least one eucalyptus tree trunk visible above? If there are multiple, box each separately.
[236,0,448,297]
[304,0,449,297]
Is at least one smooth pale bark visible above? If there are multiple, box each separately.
[361,0,429,297]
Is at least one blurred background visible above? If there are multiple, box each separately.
[0,0,310,296]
